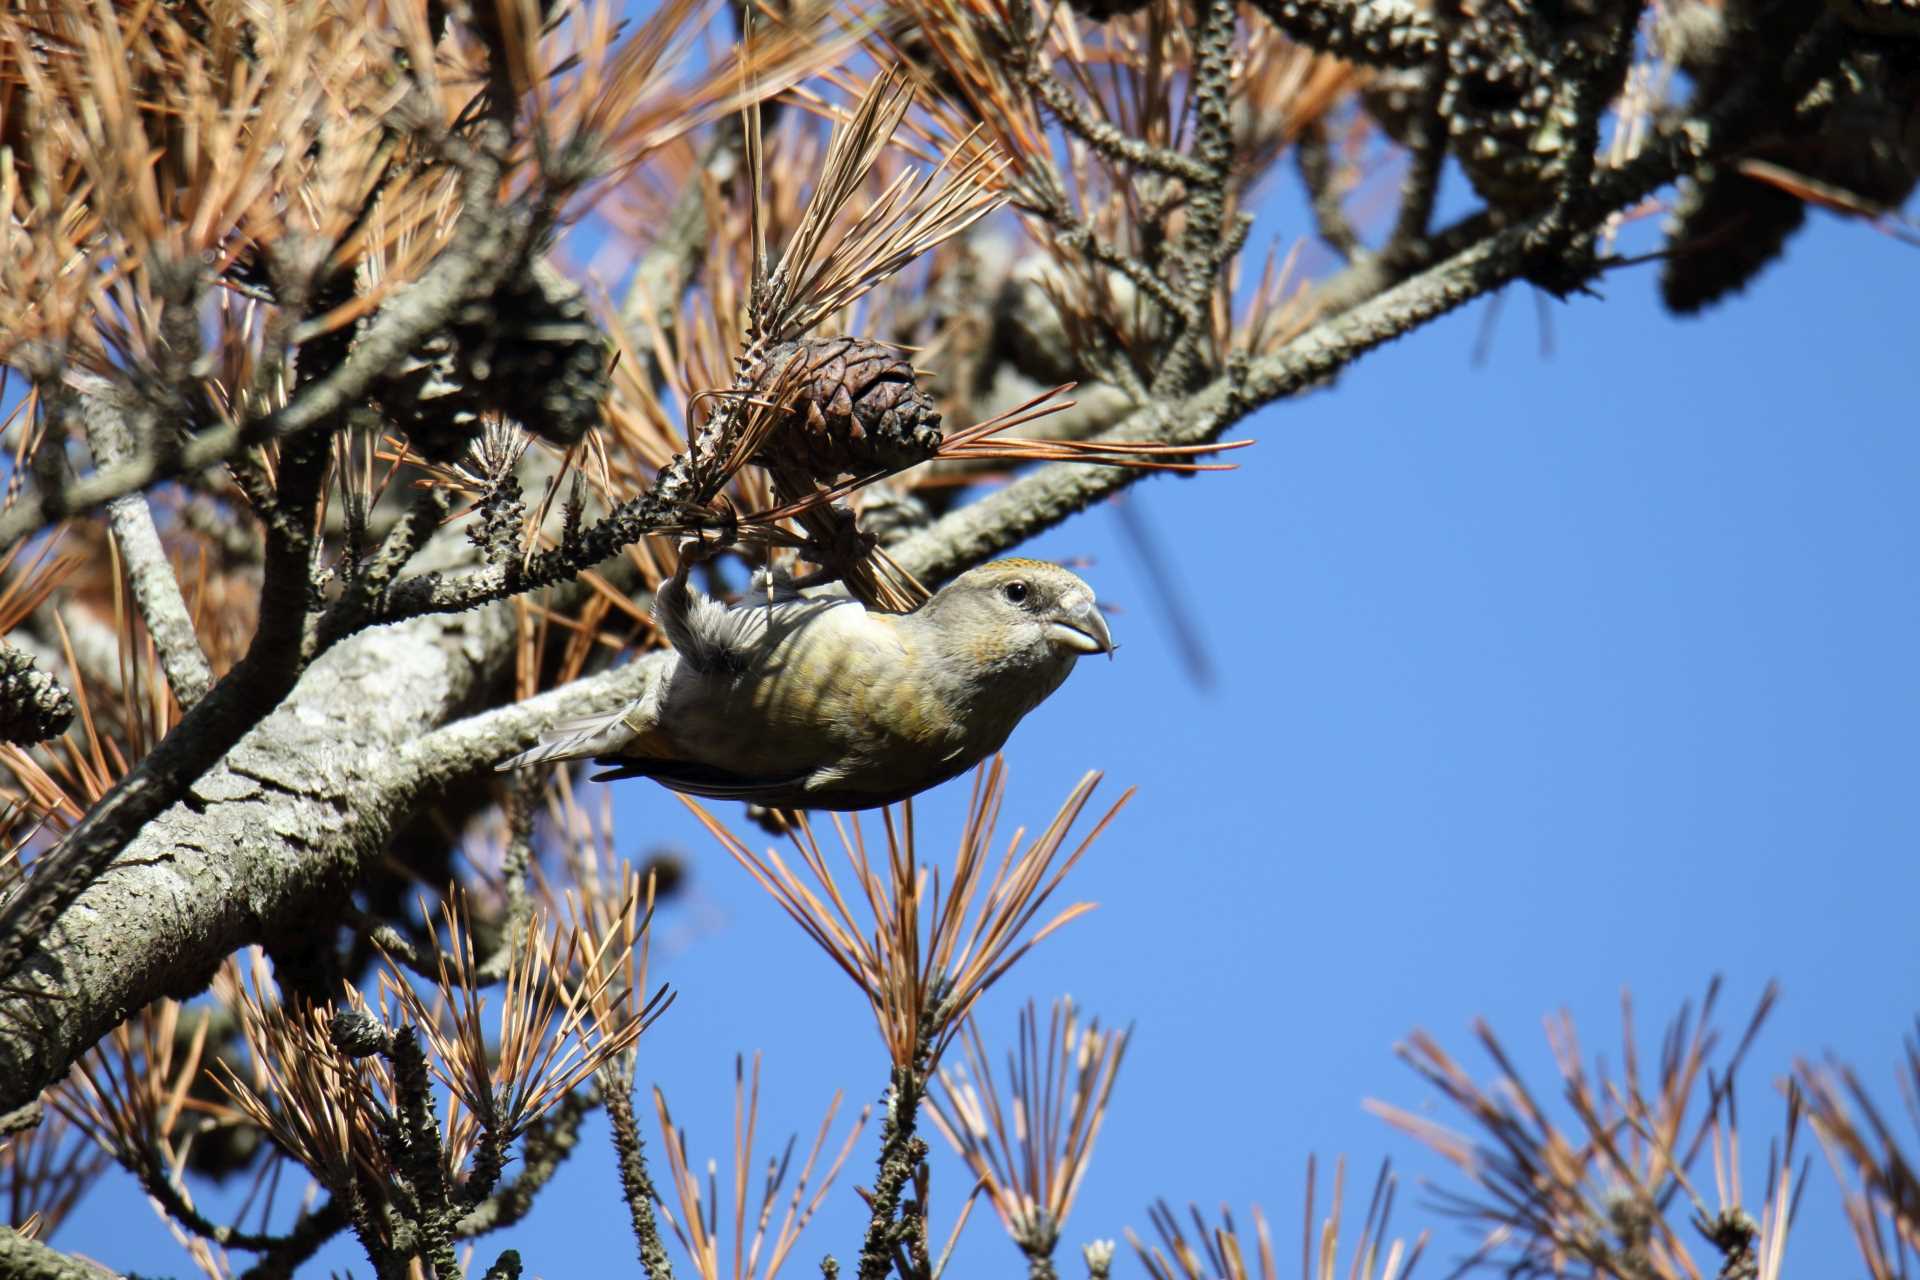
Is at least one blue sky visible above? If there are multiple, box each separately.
[48,172,1920,1277]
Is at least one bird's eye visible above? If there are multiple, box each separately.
[1002,581,1029,605]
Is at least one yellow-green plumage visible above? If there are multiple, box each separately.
[498,558,1113,809]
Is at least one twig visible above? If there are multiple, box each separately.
[477,772,536,984]
[1522,0,1643,290]
[0,1100,42,1137]
[316,487,456,648]
[604,1075,676,1280]
[1024,71,1211,184]
[858,1014,938,1280]
[119,1143,301,1254]
[363,476,692,626]
[1296,122,1368,262]
[385,1025,462,1280]
[1039,205,1202,330]
[236,1198,352,1280]
[1152,0,1239,395]
[1382,6,1450,262]
[74,389,215,707]
[454,1089,596,1238]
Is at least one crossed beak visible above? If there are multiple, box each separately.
[1048,598,1115,658]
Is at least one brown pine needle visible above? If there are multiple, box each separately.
[1127,1160,1424,1280]
[686,758,1128,1069]
[927,996,1130,1256]
[753,68,1011,345]
[380,891,671,1143]
[650,1053,872,1280]
[1366,981,1798,1280]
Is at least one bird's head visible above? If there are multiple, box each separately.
[916,559,1114,680]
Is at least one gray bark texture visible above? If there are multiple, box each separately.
[0,587,515,1105]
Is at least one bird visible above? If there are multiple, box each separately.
[497,552,1114,809]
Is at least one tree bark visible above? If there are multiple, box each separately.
[0,591,518,1107]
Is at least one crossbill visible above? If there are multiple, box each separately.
[498,554,1114,809]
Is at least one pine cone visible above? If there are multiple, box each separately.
[1442,9,1573,211]
[1660,166,1809,312]
[747,338,944,481]
[374,260,609,456]
[0,643,74,746]
[1663,46,1920,312]
[1441,1,1631,213]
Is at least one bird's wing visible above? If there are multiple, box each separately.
[679,592,866,675]
[589,756,814,802]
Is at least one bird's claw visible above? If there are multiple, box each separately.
[676,521,736,569]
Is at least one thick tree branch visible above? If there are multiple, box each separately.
[0,1228,112,1280]
[402,653,670,782]
[0,436,328,990]
[0,587,517,1112]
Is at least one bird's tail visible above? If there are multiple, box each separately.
[496,708,653,772]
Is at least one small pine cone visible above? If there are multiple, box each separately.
[748,338,944,481]
[1805,48,1920,209]
[0,643,74,746]
[1442,11,1569,211]
[374,260,609,456]
[1660,165,1808,313]
[1442,3,1631,213]
[330,1009,392,1059]
[1246,0,1440,68]
[469,261,609,448]
[1662,48,1920,312]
